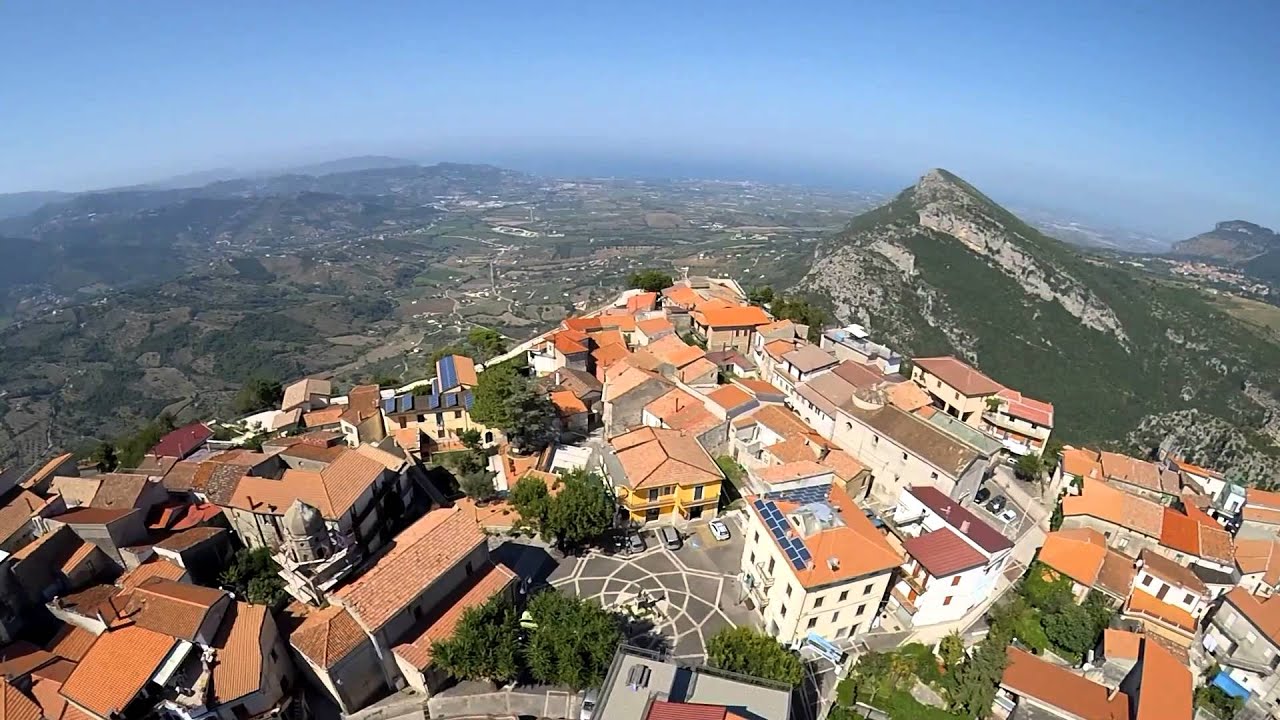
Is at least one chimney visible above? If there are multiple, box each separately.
[960,520,971,534]
[828,557,840,571]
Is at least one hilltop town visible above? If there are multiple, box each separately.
[0,272,1269,720]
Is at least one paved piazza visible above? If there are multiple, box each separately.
[548,527,758,662]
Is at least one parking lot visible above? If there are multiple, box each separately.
[547,520,758,662]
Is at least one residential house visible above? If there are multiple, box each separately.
[602,361,675,437]
[1125,549,1209,647]
[551,366,604,424]
[1236,539,1280,597]
[730,404,822,470]
[0,490,63,553]
[887,485,1014,627]
[339,384,387,446]
[994,647,1129,720]
[292,507,512,710]
[8,526,115,605]
[741,484,900,645]
[527,329,592,376]
[381,354,493,449]
[633,316,677,346]
[550,390,590,435]
[46,507,147,568]
[645,335,718,386]
[702,384,759,421]
[690,305,772,353]
[909,356,1003,428]
[734,377,788,405]
[641,388,729,457]
[146,421,213,461]
[982,387,1055,455]
[152,526,234,584]
[1037,528,1136,604]
[19,452,78,495]
[705,348,756,378]
[591,645,792,720]
[1240,488,1280,540]
[604,426,724,523]
[773,344,838,395]
[819,325,903,373]
[282,377,333,412]
[1174,458,1245,524]
[1203,588,1280,713]
[1060,478,1165,558]
[1159,504,1235,575]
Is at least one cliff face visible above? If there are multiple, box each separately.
[797,169,1280,484]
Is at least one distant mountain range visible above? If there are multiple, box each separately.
[1168,220,1280,283]
[798,169,1280,484]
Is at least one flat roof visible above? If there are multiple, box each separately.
[597,647,791,720]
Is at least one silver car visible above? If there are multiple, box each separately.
[580,688,599,720]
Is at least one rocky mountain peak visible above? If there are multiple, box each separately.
[1172,219,1280,264]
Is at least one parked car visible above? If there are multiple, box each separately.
[580,689,599,720]
[709,519,731,541]
[659,526,683,550]
[999,508,1018,524]
[625,533,646,555]
[986,495,1007,514]
[974,486,992,504]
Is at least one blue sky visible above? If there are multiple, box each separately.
[1,1,1276,236]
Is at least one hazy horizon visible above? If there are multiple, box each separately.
[2,2,1276,237]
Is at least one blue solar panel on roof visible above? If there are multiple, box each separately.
[439,355,458,391]
[382,398,396,413]
[463,392,475,409]
[796,546,812,562]
[428,394,441,410]
[396,395,412,413]
[444,393,457,408]
[753,499,766,512]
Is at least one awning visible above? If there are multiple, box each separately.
[1213,670,1252,699]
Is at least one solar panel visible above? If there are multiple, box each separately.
[396,395,413,413]
[444,393,457,408]
[438,355,458,391]
[382,398,396,414]
[463,392,475,409]
[753,499,766,512]
[427,394,441,410]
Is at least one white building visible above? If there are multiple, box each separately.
[887,486,1013,627]
[739,484,901,646]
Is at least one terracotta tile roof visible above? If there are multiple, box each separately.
[704,385,754,414]
[334,507,485,631]
[1236,539,1280,586]
[1001,647,1128,720]
[59,623,177,717]
[0,490,49,542]
[1039,528,1108,588]
[88,473,155,511]
[645,389,701,422]
[282,377,332,410]
[21,453,74,491]
[1243,504,1280,525]
[1102,628,1142,660]
[60,542,97,574]
[0,681,40,720]
[595,345,637,380]
[392,561,517,669]
[1224,586,1280,643]
[44,625,96,663]
[692,305,771,328]
[1246,488,1280,524]
[1126,588,1197,633]
[887,381,932,412]
[764,437,820,464]
[679,357,719,384]
[30,673,78,720]
[147,422,212,459]
[993,388,1054,427]
[733,378,785,399]
[913,356,1004,397]
[1174,458,1224,481]
[169,502,222,530]
[302,406,345,427]
[754,461,831,485]
[821,449,866,482]
[122,578,227,640]
[645,701,730,720]
[609,427,722,490]
[160,460,202,493]
[55,584,121,619]
[1061,447,1104,480]
[0,642,58,681]
[846,406,981,478]
[51,506,136,526]
[731,404,812,440]
[290,605,368,670]
[275,441,346,463]
[554,367,603,397]
[593,328,629,347]
[763,338,800,363]
[1135,638,1192,720]
[627,291,659,312]
[781,344,838,373]
[646,335,706,369]
[1061,478,1164,538]
[551,390,589,416]
[1096,550,1139,599]
[208,602,268,706]
[1099,452,1166,494]
[1138,549,1207,596]
[227,447,385,520]
[663,404,722,436]
[636,317,675,338]
[1159,507,1201,558]
[661,285,702,308]
[747,484,900,589]
[907,486,1013,554]
[756,319,799,338]
[549,329,590,355]
[353,443,407,472]
[50,477,101,509]
[154,526,225,553]
[904,528,987,577]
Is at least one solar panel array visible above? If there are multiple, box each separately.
[438,355,458,391]
[763,485,832,505]
[381,388,475,415]
[753,498,813,570]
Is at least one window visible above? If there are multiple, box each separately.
[661,486,674,496]
[454,410,462,419]
[1184,593,1195,605]
[951,575,962,586]
[649,489,659,501]
[754,531,760,544]
[768,557,776,574]
[1247,629,1259,643]
[807,618,818,629]
[864,583,873,595]
[930,472,938,480]
[785,584,793,598]
[814,596,824,609]
[872,435,879,444]
[943,596,953,606]
[694,485,704,500]
[415,413,425,423]
[1141,575,1153,587]
[856,603,867,616]
[749,552,755,565]
[902,452,908,461]
[831,611,840,623]
[435,413,444,425]
[436,428,445,438]
[839,590,849,602]
[1116,537,1129,549]
[270,648,278,662]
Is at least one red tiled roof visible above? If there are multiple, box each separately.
[1224,586,1280,643]
[1126,588,1197,633]
[907,486,1012,554]
[903,528,987,577]
[693,305,772,328]
[392,562,516,669]
[59,624,177,718]
[44,625,97,663]
[0,681,41,720]
[645,701,730,720]
[1135,638,1193,720]
[913,356,1004,396]
[994,388,1054,427]
[146,422,212,459]
[705,385,754,413]
[1001,647,1128,720]
[290,605,368,670]
[1061,478,1164,538]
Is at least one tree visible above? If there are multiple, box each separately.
[628,269,673,293]
[938,632,966,671]
[91,441,118,472]
[510,473,552,530]
[234,376,283,414]
[467,326,508,361]
[219,547,287,608]
[459,428,484,450]
[770,296,827,342]
[459,470,498,502]
[947,624,1011,719]
[850,651,891,704]
[431,595,522,684]
[470,363,521,428]
[747,286,775,305]
[544,469,614,551]
[1042,602,1097,656]
[984,396,1003,413]
[1015,453,1046,483]
[525,591,623,690]
[505,384,558,455]
[706,626,804,686]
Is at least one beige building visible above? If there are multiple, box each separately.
[380,354,496,449]
[740,484,900,645]
[691,305,773,353]
[910,356,1004,427]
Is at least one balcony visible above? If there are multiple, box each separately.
[981,412,1051,441]
[754,560,776,589]
[898,568,928,595]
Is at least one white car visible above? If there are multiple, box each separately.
[580,688,599,720]
[709,519,731,541]
[998,508,1018,524]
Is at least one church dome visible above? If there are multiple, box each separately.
[284,499,324,538]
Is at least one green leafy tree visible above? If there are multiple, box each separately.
[770,296,827,341]
[1021,563,1073,613]
[1015,453,1046,483]
[459,470,498,502]
[505,384,558,455]
[467,326,508,360]
[706,626,804,686]
[233,376,284,414]
[850,651,891,704]
[430,595,522,684]
[1196,685,1244,719]
[116,414,178,469]
[219,547,287,607]
[938,632,966,671]
[470,363,521,428]
[525,591,623,689]
[1043,602,1098,656]
[510,473,552,530]
[91,441,119,472]
[747,286,775,305]
[628,269,674,292]
[947,624,1011,719]
[544,469,614,551]
[459,428,484,450]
